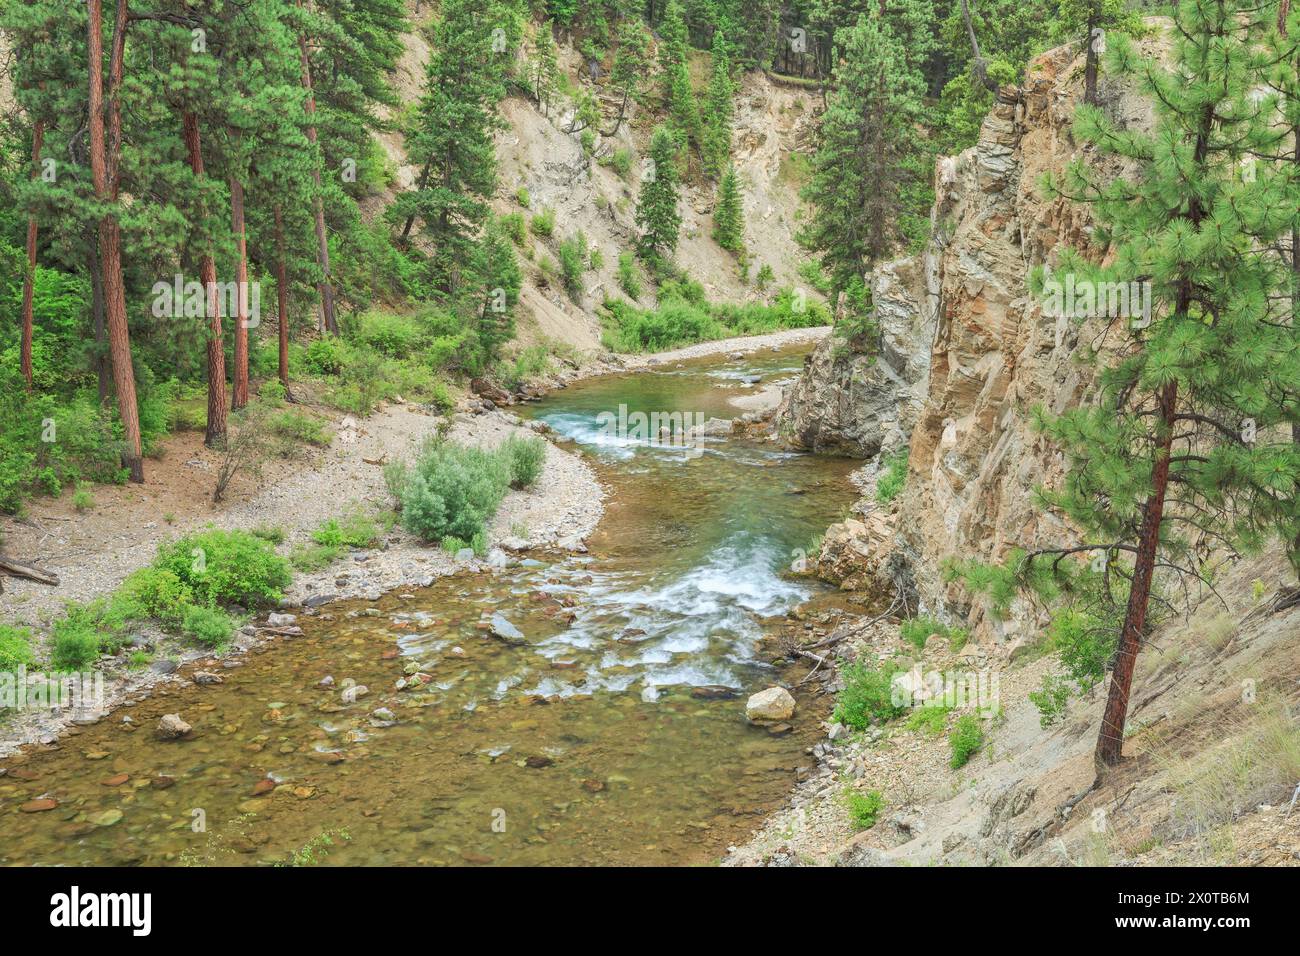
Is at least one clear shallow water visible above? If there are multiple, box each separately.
[0,346,856,866]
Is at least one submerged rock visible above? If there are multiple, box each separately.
[488,613,527,645]
[746,687,796,723]
[156,714,191,740]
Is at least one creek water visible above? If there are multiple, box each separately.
[0,345,857,866]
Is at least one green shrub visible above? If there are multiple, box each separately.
[251,525,286,545]
[501,435,545,489]
[558,233,589,298]
[845,789,884,830]
[588,245,605,272]
[530,207,555,237]
[833,661,905,730]
[153,529,291,608]
[617,252,642,300]
[303,337,346,375]
[71,484,95,511]
[899,615,946,652]
[501,212,528,247]
[117,567,195,628]
[0,625,35,672]
[181,604,235,648]
[609,147,633,178]
[515,186,531,207]
[270,410,330,448]
[389,439,510,545]
[875,450,909,504]
[905,704,951,736]
[949,715,984,768]
[50,608,103,670]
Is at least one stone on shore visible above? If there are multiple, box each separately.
[746,686,796,723]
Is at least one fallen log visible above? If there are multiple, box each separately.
[0,557,60,586]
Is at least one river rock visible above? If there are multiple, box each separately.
[267,612,298,627]
[746,686,796,723]
[192,671,223,685]
[488,613,527,645]
[156,714,192,739]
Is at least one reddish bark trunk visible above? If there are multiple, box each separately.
[21,119,44,390]
[298,28,338,335]
[88,0,143,482]
[273,205,292,398]
[1094,380,1178,768]
[230,174,250,411]
[182,111,227,448]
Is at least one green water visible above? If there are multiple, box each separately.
[0,345,857,866]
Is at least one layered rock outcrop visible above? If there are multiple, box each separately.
[773,254,935,457]
[790,28,1169,644]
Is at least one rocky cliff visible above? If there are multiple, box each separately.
[792,28,1170,646]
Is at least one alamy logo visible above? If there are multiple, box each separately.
[595,404,708,456]
[151,274,261,328]
[1041,271,1151,327]
[49,886,151,936]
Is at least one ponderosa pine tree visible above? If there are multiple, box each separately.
[391,0,504,297]
[531,19,560,117]
[635,126,682,265]
[87,0,144,480]
[605,16,650,136]
[799,10,924,304]
[701,30,734,179]
[1024,0,1300,769]
[712,165,744,252]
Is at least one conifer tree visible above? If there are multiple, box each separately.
[635,126,682,265]
[798,11,924,303]
[701,31,734,179]
[531,19,560,117]
[605,17,650,136]
[659,0,699,154]
[1024,1,1300,769]
[712,164,744,252]
[391,0,503,297]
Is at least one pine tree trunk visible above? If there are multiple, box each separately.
[298,28,338,336]
[1094,379,1177,769]
[400,156,434,241]
[230,174,250,411]
[86,240,109,404]
[182,111,227,448]
[1084,5,1100,105]
[21,118,44,391]
[88,0,143,482]
[273,204,293,399]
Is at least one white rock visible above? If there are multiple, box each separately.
[156,714,191,739]
[746,686,796,722]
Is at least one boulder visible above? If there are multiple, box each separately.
[746,686,796,723]
[156,714,191,740]
[488,613,527,645]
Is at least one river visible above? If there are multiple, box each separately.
[0,344,857,866]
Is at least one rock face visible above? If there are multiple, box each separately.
[773,256,934,458]
[746,686,796,723]
[891,38,1164,644]
[787,33,1166,644]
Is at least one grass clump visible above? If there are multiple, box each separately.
[49,607,104,670]
[898,615,967,652]
[845,789,885,831]
[949,715,984,768]
[312,511,382,550]
[875,450,909,504]
[833,661,905,730]
[180,604,235,649]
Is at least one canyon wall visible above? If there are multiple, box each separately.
[788,27,1170,647]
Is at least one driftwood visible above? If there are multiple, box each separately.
[0,557,60,586]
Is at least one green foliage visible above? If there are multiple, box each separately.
[617,253,643,300]
[0,625,35,673]
[530,207,556,237]
[501,435,545,490]
[601,286,828,353]
[949,715,984,768]
[269,411,330,448]
[71,484,95,512]
[117,568,195,629]
[181,604,235,649]
[906,704,951,736]
[311,512,382,550]
[875,451,909,504]
[49,606,104,671]
[845,789,885,830]
[558,232,590,298]
[153,530,291,609]
[387,439,513,545]
[635,127,683,265]
[833,661,905,730]
[712,166,744,252]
